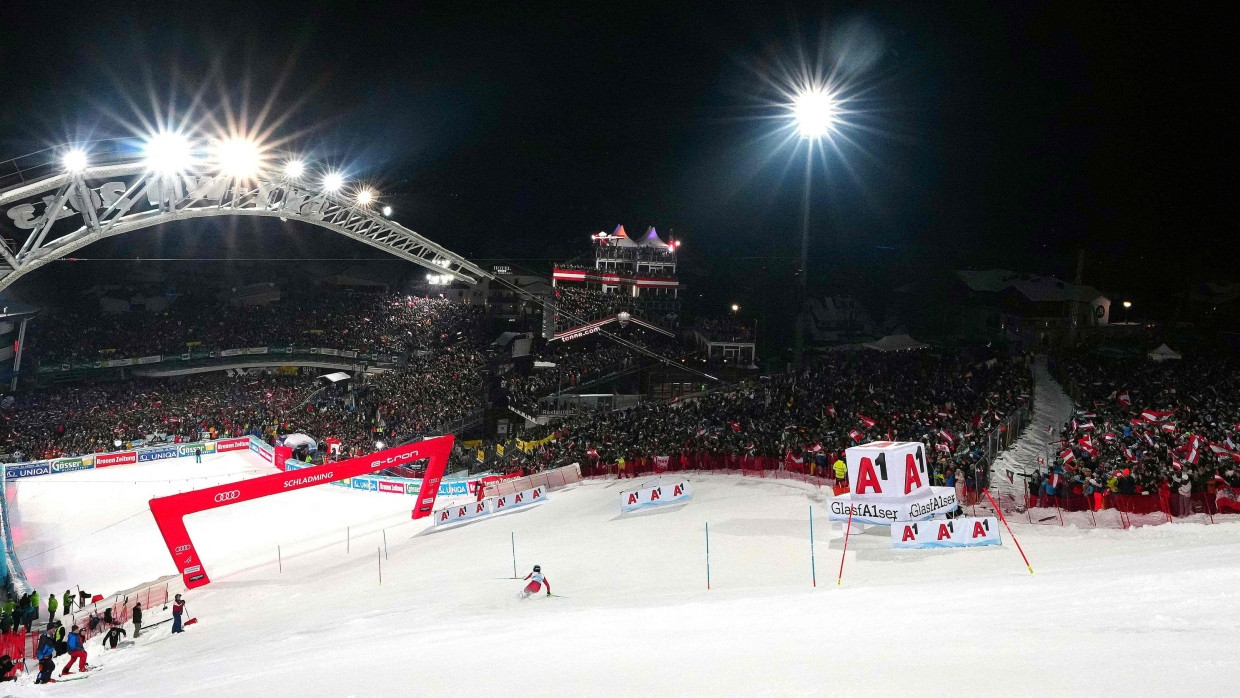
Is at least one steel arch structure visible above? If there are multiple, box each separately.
[0,157,491,293]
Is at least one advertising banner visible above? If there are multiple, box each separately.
[891,516,1002,549]
[51,457,94,474]
[491,485,547,513]
[244,347,268,355]
[95,451,137,467]
[138,446,179,463]
[137,355,162,365]
[439,480,470,497]
[149,435,455,589]
[220,349,243,357]
[378,480,404,494]
[216,437,250,453]
[177,443,208,457]
[620,480,692,512]
[434,499,492,527]
[249,439,274,463]
[4,463,50,479]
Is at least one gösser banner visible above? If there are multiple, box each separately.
[619,480,692,512]
[148,435,454,589]
[890,516,1002,549]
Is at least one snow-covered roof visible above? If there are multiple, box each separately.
[1148,343,1182,361]
[956,269,1106,303]
[862,334,928,352]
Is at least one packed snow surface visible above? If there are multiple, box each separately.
[7,459,1240,696]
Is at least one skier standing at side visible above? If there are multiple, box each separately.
[521,565,550,598]
[171,594,186,633]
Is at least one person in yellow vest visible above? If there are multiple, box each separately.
[832,458,847,484]
[617,456,626,479]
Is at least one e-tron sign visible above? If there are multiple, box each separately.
[148,435,454,589]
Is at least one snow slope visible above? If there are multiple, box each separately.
[990,357,1075,497]
[6,469,1240,696]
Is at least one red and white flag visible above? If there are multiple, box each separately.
[587,447,599,458]
[858,414,876,428]
[826,404,837,418]
[729,420,741,432]
[1171,458,1183,471]
[1117,390,1131,407]
[1060,448,1075,463]
[1160,422,1177,434]
[849,429,864,442]
[1079,421,1096,431]
[1141,408,1176,422]
[939,429,956,446]
[1142,431,1156,447]
[1102,432,1117,442]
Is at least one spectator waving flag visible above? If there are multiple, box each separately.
[849,429,864,442]
[939,429,956,446]
[858,414,876,428]
[826,404,837,418]
[1160,422,1177,434]
[1060,447,1075,464]
[1141,408,1176,422]
[728,420,741,432]
[1117,390,1132,407]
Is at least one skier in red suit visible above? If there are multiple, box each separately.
[522,565,550,598]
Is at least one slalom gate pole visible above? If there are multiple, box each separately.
[705,522,711,590]
[983,488,1034,575]
[810,504,817,587]
[837,506,853,586]
[511,532,517,578]
[383,529,388,560]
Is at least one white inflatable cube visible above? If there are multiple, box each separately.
[845,441,930,499]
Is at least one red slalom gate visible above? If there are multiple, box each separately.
[149,435,453,590]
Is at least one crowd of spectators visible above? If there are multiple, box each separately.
[553,287,678,330]
[1042,351,1240,507]
[487,350,1033,485]
[29,293,482,362]
[2,295,490,461]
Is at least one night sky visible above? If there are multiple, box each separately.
[0,1,1232,320]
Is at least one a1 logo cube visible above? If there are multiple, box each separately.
[846,441,930,499]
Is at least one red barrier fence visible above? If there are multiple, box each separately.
[1016,490,1230,529]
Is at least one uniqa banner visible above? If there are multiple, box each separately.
[890,516,1002,549]
[619,480,692,512]
[149,435,454,589]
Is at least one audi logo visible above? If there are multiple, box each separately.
[175,545,191,553]
[214,490,242,503]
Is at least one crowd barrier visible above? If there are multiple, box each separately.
[4,435,269,481]
[481,464,583,498]
[35,345,402,375]
[1013,490,1235,529]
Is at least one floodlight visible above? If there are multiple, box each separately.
[214,138,261,178]
[382,205,392,217]
[285,159,306,179]
[793,88,837,139]
[62,149,88,173]
[322,172,344,192]
[356,189,374,206]
[143,131,195,174]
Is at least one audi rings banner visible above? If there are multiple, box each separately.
[148,435,454,590]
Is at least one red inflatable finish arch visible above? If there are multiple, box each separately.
[149,435,453,589]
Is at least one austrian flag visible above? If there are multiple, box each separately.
[939,429,956,446]
[858,414,876,429]
[1117,390,1131,407]
[849,429,864,442]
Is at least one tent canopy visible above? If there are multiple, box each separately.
[1147,343,1182,362]
[862,334,929,352]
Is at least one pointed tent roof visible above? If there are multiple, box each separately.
[640,226,666,247]
[1147,343,1182,362]
[609,224,639,247]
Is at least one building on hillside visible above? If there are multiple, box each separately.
[548,225,681,342]
[952,270,1110,346]
[692,318,756,367]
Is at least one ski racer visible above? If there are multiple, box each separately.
[522,565,551,598]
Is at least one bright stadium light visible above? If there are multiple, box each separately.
[792,87,837,139]
[356,189,374,206]
[382,205,392,217]
[143,131,195,175]
[284,159,306,179]
[62,149,88,173]
[214,138,262,178]
[322,172,344,193]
